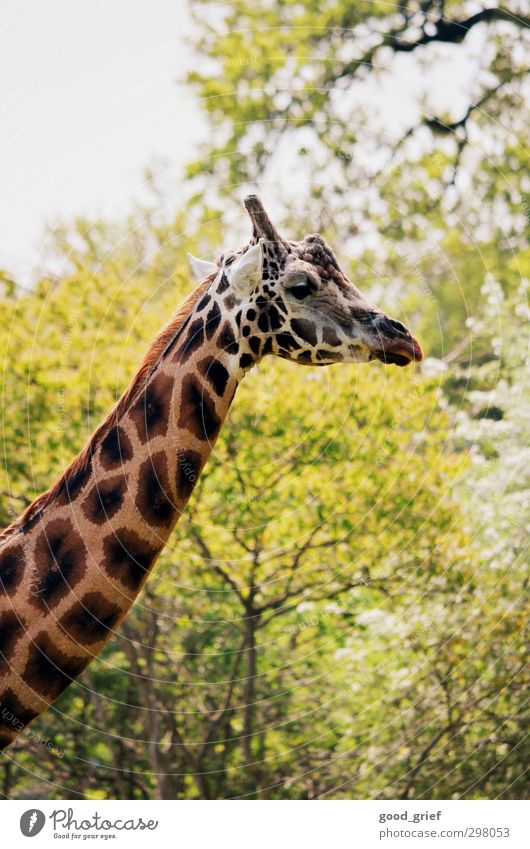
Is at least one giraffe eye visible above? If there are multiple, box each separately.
[289,281,313,300]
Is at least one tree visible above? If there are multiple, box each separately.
[186,1,530,356]
[0,209,503,800]
[187,1,529,192]
[2,0,529,800]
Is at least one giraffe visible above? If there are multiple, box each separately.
[0,195,422,752]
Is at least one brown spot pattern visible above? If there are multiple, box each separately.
[135,451,175,527]
[174,318,205,363]
[205,301,222,340]
[178,375,221,442]
[23,631,89,700]
[56,463,92,507]
[129,372,173,444]
[176,449,203,500]
[198,356,229,397]
[100,425,133,470]
[59,591,121,646]
[0,543,24,596]
[102,527,160,591]
[218,322,239,355]
[82,475,127,526]
[0,688,39,733]
[291,318,317,346]
[32,519,87,610]
[0,611,25,675]
[322,325,341,346]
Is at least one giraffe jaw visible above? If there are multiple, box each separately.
[371,337,424,367]
[373,350,415,367]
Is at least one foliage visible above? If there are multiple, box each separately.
[1,0,529,800]
[186,0,530,356]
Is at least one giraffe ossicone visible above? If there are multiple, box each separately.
[0,195,422,751]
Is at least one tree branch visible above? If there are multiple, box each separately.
[329,7,530,86]
[390,8,530,53]
[189,526,247,605]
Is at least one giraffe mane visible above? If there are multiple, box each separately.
[0,274,215,540]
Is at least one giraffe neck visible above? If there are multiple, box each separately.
[0,277,250,750]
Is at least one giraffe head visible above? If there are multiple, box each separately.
[189,195,423,369]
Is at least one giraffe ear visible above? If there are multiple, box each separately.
[187,253,218,282]
[228,240,263,293]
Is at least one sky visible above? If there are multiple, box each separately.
[1,0,205,282]
[1,1,495,285]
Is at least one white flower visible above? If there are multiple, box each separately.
[420,357,447,377]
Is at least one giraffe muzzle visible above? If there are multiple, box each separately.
[371,315,424,366]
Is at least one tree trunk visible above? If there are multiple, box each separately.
[242,610,261,794]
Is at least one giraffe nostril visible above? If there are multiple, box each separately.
[379,316,409,337]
